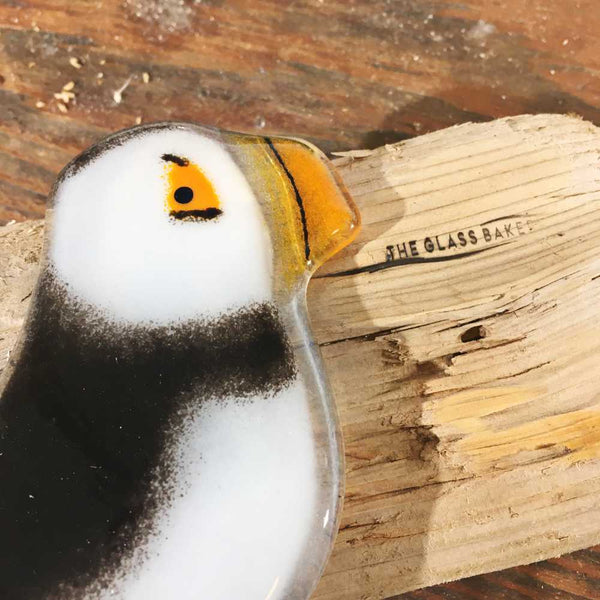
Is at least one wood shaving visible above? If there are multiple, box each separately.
[52,80,76,108]
[53,91,75,103]
[113,75,133,105]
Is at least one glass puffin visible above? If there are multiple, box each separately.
[0,123,360,600]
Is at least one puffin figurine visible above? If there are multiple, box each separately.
[0,123,360,600]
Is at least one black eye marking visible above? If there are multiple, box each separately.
[161,154,189,167]
[170,208,223,221]
[174,186,194,204]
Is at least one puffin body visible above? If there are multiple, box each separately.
[0,124,359,600]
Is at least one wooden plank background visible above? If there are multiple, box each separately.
[3,1,600,598]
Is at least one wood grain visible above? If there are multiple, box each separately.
[4,114,600,599]
[3,0,600,224]
[313,113,600,599]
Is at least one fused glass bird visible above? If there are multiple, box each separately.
[0,123,360,600]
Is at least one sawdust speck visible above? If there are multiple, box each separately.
[123,0,195,32]
[466,20,496,41]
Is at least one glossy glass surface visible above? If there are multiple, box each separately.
[0,123,360,600]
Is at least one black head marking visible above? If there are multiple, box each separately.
[63,124,177,180]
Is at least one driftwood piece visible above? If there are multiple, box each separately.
[3,114,600,599]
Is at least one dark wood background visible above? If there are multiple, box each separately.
[2,0,600,597]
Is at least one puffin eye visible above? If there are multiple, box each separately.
[163,156,222,221]
[174,186,194,204]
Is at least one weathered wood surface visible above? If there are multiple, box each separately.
[312,113,600,599]
[4,114,600,599]
[4,1,600,597]
[3,0,600,226]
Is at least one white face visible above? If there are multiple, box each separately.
[49,127,274,324]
